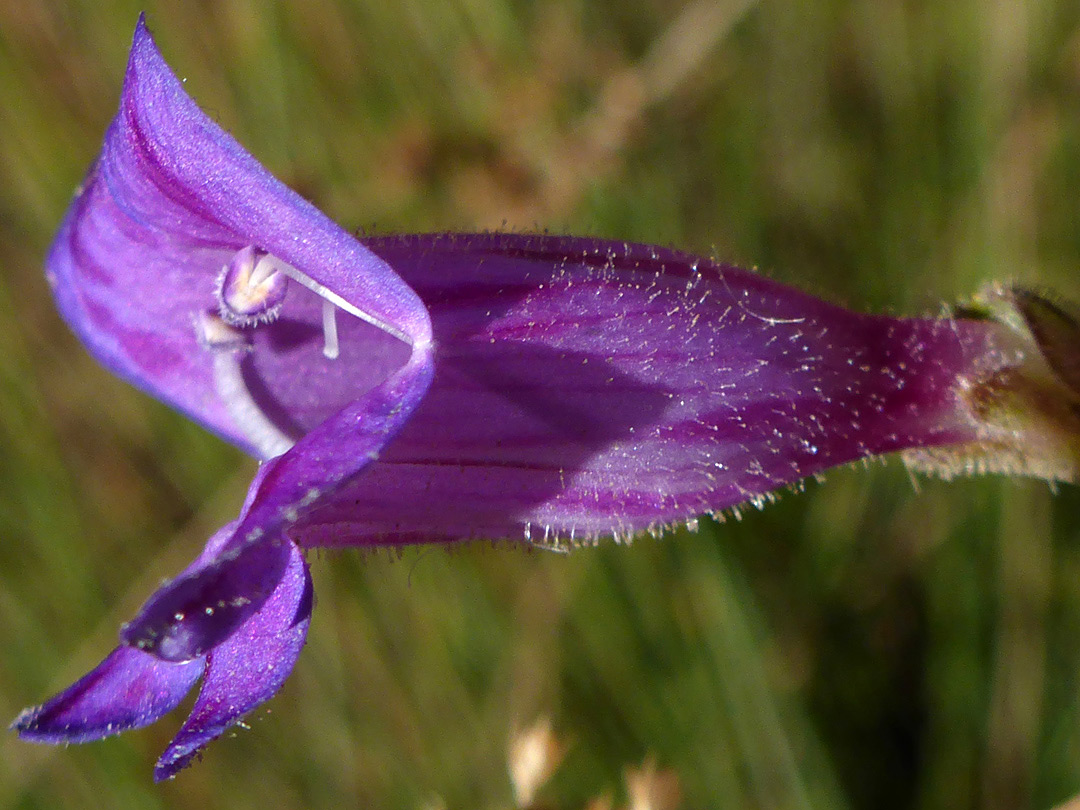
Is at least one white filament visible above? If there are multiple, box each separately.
[265,256,411,346]
[322,298,340,360]
[212,351,295,459]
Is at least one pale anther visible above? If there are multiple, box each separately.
[217,245,289,326]
[195,310,252,353]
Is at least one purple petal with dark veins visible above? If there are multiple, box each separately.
[47,15,430,456]
[40,15,1018,557]
[12,647,204,744]
[289,233,1020,548]
[154,539,313,781]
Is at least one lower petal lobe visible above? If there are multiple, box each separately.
[121,344,434,662]
[155,540,313,781]
[12,646,204,745]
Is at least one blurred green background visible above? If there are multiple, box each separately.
[1,1,1079,808]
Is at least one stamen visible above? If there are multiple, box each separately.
[196,312,295,459]
[266,256,412,346]
[214,352,296,459]
[217,246,289,326]
[202,243,416,455]
[217,245,412,345]
[322,298,340,360]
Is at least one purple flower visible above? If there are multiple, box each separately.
[13,16,1060,780]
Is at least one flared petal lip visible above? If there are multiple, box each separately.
[152,539,313,781]
[45,14,432,455]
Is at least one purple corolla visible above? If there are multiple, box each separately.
[13,16,1073,780]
